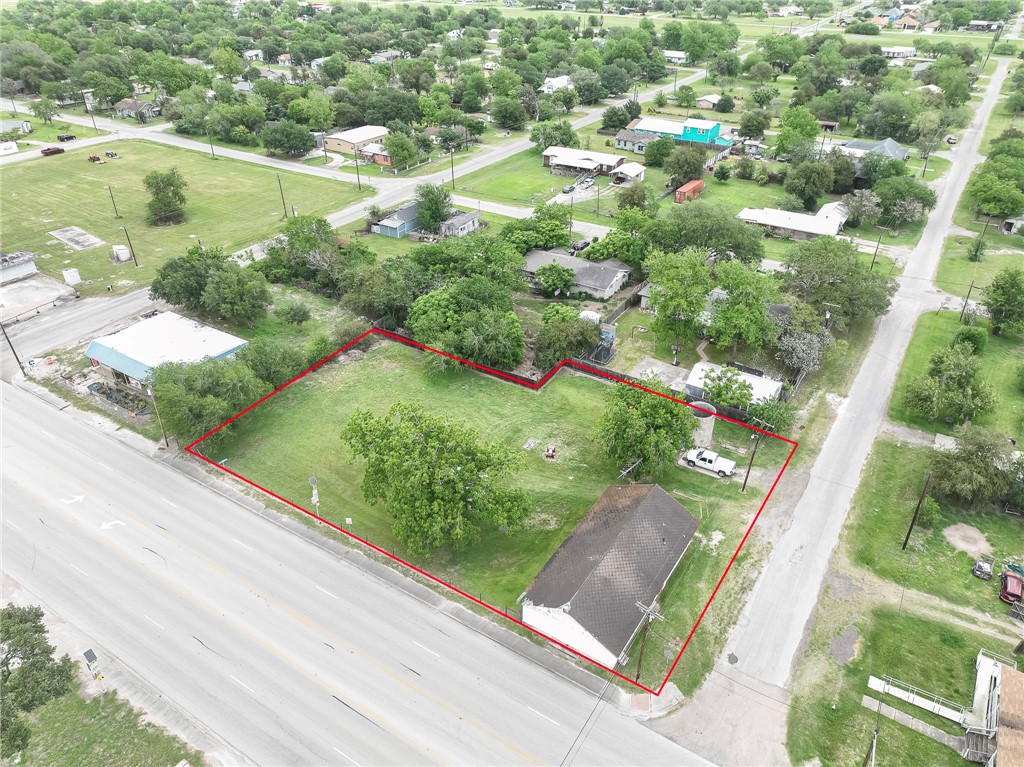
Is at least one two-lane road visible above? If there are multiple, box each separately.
[1,382,710,766]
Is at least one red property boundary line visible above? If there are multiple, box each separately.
[185,328,799,695]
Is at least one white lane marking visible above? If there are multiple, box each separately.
[70,564,89,577]
[160,497,178,508]
[144,615,165,630]
[40,430,56,439]
[333,747,361,766]
[528,706,560,727]
[230,675,255,694]
[411,641,440,658]
[231,538,252,551]
[4,520,22,531]
[95,462,114,472]
[315,585,339,599]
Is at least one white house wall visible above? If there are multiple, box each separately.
[521,603,618,668]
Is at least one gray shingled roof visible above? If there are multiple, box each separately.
[524,249,630,293]
[615,128,650,145]
[524,485,699,660]
[844,137,909,161]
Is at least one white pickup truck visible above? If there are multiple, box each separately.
[683,449,736,477]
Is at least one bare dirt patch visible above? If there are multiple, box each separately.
[828,625,860,666]
[942,523,992,559]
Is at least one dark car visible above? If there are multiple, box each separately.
[572,239,591,252]
[562,184,575,194]
[40,147,65,156]
[57,133,77,142]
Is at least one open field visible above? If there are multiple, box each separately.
[788,606,1017,767]
[935,235,1024,296]
[14,680,206,767]
[455,147,559,205]
[846,440,1023,618]
[4,115,107,147]
[208,341,791,690]
[888,311,1024,438]
[0,140,370,296]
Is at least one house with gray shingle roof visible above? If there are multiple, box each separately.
[521,485,699,668]
[524,249,630,300]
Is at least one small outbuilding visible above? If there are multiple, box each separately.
[614,162,646,184]
[86,312,248,389]
[674,179,705,203]
[0,251,40,284]
[521,485,699,668]
[440,210,483,238]
[375,201,421,239]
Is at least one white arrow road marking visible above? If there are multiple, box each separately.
[528,707,560,727]
[100,520,125,530]
[333,747,361,766]
[315,585,339,599]
[60,496,85,504]
[230,675,255,694]
[144,615,165,630]
[411,641,439,658]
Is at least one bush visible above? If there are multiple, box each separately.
[305,332,340,367]
[780,194,805,212]
[753,165,771,185]
[916,495,942,528]
[951,325,987,355]
[332,315,373,351]
[746,399,798,433]
[734,157,755,180]
[713,163,731,182]
[276,300,312,326]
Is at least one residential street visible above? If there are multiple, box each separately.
[1,382,711,767]
[651,58,1014,767]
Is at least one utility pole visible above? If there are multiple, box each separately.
[449,149,456,190]
[901,472,932,551]
[106,186,121,218]
[121,227,139,268]
[742,415,773,494]
[871,228,884,269]
[860,726,879,767]
[147,386,170,448]
[633,600,665,683]
[959,280,975,323]
[1,321,26,376]
[82,90,99,135]
[275,172,288,218]
[353,151,363,191]
[206,129,215,159]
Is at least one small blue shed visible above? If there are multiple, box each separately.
[377,201,421,239]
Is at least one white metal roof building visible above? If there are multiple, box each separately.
[737,202,849,239]
[541,146,625,174]
[85,312,248,387]
[685,361,783,405]
[324,125,390,153]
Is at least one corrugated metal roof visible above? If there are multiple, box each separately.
[1000,667,1024,767]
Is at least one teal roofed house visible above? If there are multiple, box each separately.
[630,116,732,148]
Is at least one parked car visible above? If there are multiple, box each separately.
[1000,571,1023,604]
[683,448,736,477]
[40,146,65,156]
[572,239,591,252]
[562,184,575,194]
[57,133,76,142]
[945,135,957,145]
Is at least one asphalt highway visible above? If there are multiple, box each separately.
[1,383,710,766]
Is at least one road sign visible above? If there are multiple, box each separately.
[309,476,317,486]
[311,488,319,506]
[345,518,352,526]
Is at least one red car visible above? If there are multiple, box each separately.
[1000,571,1023,604]
[40,146,65,156]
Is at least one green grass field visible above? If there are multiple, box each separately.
[935,235,1024,296]
[455,148,559,205]
[0,140,370,296]
[846,440,1024,617]
[6,115,108,147]
[888,311,1024,438]
[14,680,205,767]
[788,606,1016,767]
[209,341,789,690]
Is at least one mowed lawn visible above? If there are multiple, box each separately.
[889,311,1023,438]
[455,148,561,205]
[845,440,1024,617]
[211,341,785,690]
[0,140,369,296]
[935,235,1024,296]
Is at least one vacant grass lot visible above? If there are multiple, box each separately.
[210,341,790,690]
[455,148,558,206]
[9,116,107,146]
[846,440,1023,617]
[15,680,205,767]
[889,311,1024,437]
[935,235,1024,296]
[0,140,370,296]
[788,606,1016,767]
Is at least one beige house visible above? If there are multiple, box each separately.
[324,125,389,154]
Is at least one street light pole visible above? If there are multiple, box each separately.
[147,386,170,448]
[1,321,26,376]
[275,172,288,218]
[106,186,121,218]
[121,227,139,267]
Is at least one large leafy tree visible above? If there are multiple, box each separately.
[931,428,1014,507]
[529,120,578,150]
[150,245,228,311]
[783,161,835,210]
[260,119,315,157]
[902,342,997,425]
[534,316,600,370]
[706,260,779,353]
[645,200,765,265]
[342,402,532,555]
[663,145,707,187]
[982,267,1024,335]
[700,365,754,408]
[142,167,188,226]
[644,248,715,342]
[414,183,453,234]
[594,376,698,475]
[774,106,820,156]
[200,263,273,328]
[643,136,676,168]
[535,263,575,297]
[783,237,896,330]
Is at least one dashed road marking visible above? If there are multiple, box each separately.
[411,641,440,658]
